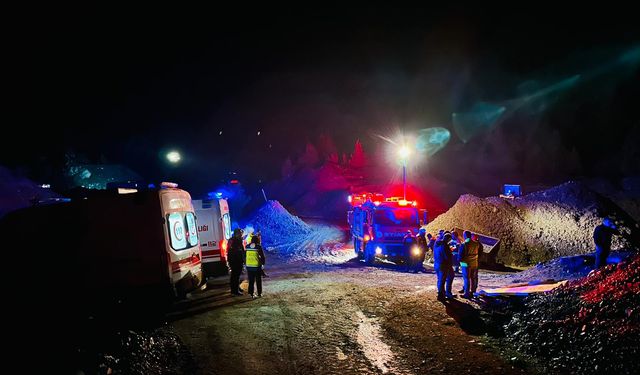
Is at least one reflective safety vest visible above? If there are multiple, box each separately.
[246,245,260,268]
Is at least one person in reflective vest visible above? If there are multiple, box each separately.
[245,234,266,298]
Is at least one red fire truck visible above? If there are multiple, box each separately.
[348,193,428,264]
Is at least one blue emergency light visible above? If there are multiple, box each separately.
[207,191,223,199]
[502,184,521,197]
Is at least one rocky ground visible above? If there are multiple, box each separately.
[171,253,533,375]
[34,242,637,375]
[501,253,640,375]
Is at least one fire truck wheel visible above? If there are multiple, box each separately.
[354,239,364,259]
[364,247,375,265]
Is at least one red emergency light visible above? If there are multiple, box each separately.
[230,179,239,184]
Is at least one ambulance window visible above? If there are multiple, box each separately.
[222,213,232,240]
[167,213,187,250]
[185,212,199,247]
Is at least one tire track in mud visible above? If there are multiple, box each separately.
[275,300,299,374]
[173,259,527,374]
[271,278,414,374]
[269,280,378,374]
[355,310,407,374]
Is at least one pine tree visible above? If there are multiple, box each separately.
[318,133,338,160]
[349,139,368,168]
[300,142,319,168]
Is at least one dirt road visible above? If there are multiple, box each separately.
[171,252,532,375]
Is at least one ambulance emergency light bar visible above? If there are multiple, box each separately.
[161,181,179,188]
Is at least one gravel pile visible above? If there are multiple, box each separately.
[503,254,640,375]
[245,200,312,246]
[244,200,344,258]
[426,181,639,267]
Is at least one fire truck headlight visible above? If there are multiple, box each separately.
[412,246,420,256]
[375,247,383,255]
[364,234,371,242]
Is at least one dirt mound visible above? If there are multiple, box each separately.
[244,201,345,258]
[426,181,639,266]
[503,254,640,374]
[245,200,312,245]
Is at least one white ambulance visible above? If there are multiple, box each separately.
[2,181,204,302]
[193,197,232,277]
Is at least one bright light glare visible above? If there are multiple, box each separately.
[166,151,181,163]
[398,146,411,160]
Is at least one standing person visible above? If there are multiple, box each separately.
[416,228,429,272]
[433,233,455,300]
[245,234,266,298]
[450,229,461,273]
[227,228,245,296]
[425,233,436,264]
[403,230,418,272]
[593,217,619,269]
[458,231,481,298]
[254,230,269,278]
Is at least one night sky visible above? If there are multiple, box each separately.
[7,5,640,195]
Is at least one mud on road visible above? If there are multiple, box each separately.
[171,253,531,375]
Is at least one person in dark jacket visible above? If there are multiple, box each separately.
[403,230,418,272]
[227,228,245,296]
[245,234,266,298]
[450,229,461,273]
[458,231,481,298]
[433,233,455,300]
[593,217,619,269]
[415,228,429,272]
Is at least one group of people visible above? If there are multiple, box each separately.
[223,216,620,300]
[404,228,482,301]
[226,228,267,298]
[420,217,621,301]
[432,230,481,300]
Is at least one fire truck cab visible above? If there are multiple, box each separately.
[348,193,428,264]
